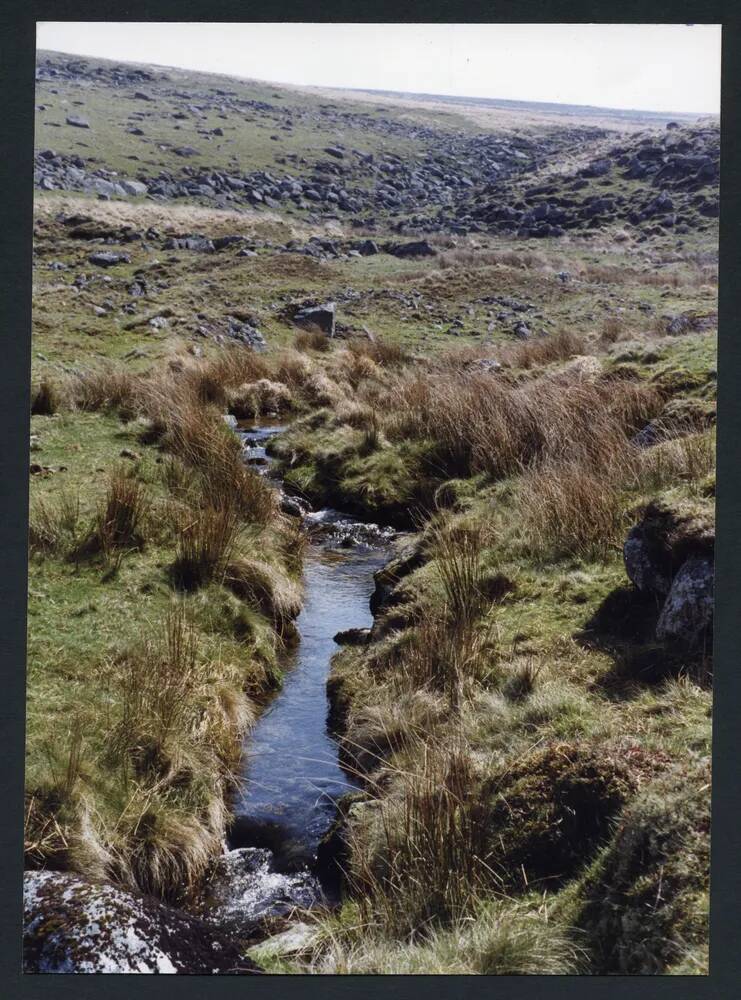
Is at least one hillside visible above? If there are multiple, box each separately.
[25,49,717,976]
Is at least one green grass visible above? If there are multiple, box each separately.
[25,401,298,900]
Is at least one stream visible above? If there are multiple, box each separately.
[199,424,393,929]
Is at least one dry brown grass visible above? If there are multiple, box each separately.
[347,738,496,937]
[68,365,139,414]
[638,429,716,492]
[346,336,410,368]
[499,329,587,370]
[93,466,150,560]
[171,503,239,590]
[104,606,254,900]
[28,488,84,556]
[518,461,626,560]
[294,328,332,352]
[385,366,659,482]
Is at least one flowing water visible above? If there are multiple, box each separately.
[203,424,393,920]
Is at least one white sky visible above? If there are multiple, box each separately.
[37,22,721,115]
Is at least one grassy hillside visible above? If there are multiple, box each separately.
[26,49,717,976]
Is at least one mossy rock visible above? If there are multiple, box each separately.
[651,367,709,397]
[569,758,710,973]
[482,741,639,892]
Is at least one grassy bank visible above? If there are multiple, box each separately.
[254,320,714,974]
[25,348,304,903]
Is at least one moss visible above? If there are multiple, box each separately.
[481,741,639,892]
[564,758,710,974]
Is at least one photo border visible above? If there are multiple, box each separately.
[1,2,738,997]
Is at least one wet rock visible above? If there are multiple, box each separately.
[23,870,259,974]
[369,534,426,615]
[280,494,307,518]
[334,627,371,646]
[200,848,320,932]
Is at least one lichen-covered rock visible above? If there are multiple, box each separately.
[23,870,259,974]
[656,556,714,643]
[623,501,714,645]
[623,500,714,596]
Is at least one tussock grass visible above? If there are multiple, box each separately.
[31,377,60,416]
[346,336,410,368]
[225,556,302,626]
[69,365,139,414]
[28,488,84,556]
[294,328,332,352]
[92,465,150,558]
[227,378,292,418]
[171,503,239,590]
[638,429,715,492]
[346,738,496,937]
[499,329,587,370]
[308,896,584,974]
[385,367,659,482]
[518,461,625,560]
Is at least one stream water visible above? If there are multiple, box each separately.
[202,424,393,924]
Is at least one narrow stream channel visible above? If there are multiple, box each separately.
[201,424,393,924]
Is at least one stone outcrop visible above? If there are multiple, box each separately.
[623,500,714,644]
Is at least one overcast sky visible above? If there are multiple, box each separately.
[37,22,721,115]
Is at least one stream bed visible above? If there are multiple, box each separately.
[200,424,393,926]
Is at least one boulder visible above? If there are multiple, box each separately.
[623,500,714,597]
[293,302,336,337]
[163,236,215,253]
[623,501,714,646]
[656,556,714,643]
[88,251,131,267]
[23,870,259,974]
[119,179,148,196]
[248,922,315,962]
[388,239,436,258]
[580,158,612,178]
[65,115,90,129]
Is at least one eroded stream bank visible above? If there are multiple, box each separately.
[197,424,395,926]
